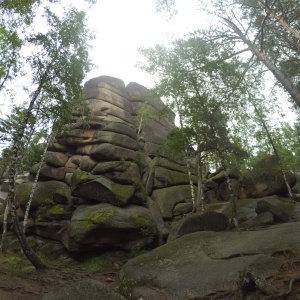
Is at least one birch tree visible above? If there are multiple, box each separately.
[0,1,95,269]
[155,0,300,109]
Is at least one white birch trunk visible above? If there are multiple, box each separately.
[23,132,53,233]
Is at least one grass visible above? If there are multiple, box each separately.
[80,255,110,272]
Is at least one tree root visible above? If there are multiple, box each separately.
[259,276,300,300]
[238,270,278,296]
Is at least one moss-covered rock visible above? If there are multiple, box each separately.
[151,185,194,219]
[62,203,157,252]
[72,175,135,207]
[36,205,71,222]
[16,181,72,211]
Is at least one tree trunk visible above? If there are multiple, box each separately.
[23,132,53,233]
[1,203,9,252]
[186,152,196,212]
[252,103,294,200]
[258,0,300,40]
[196,146,205,213]
[1,83,46,268]
[220,152,238,227]
[223,18,300,109]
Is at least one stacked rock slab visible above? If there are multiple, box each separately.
[16,76,196,253]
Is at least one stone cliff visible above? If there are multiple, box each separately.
[16,75,196,252]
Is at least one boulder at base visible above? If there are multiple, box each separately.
[120,222,300,300]
[167,211,229,242]
[62,203,157,252]
[41,279,126,300]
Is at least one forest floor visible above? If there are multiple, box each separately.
[0,248,300,300]
[0,249,131,300]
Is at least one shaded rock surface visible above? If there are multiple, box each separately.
[120,222,300,300]
[167,211,229,242]
[62,203,157,252]
[41,279,126,300]
[15,75,195,253]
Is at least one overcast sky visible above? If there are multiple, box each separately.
[84,0,206,87]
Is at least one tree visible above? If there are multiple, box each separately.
[155,0,300,109]
[0,1,95,270]
[139,36,249,219]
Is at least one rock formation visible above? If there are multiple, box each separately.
[15,75,196,252]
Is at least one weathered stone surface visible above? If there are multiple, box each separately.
[167,211,229,242]
[154,166,196,188]
[173,202,193,216]
[217,179,240,202]
[84,75,127,97]
[256,200,289,222]
[39,165,66,181]
[47,140,70,152]
[41,279,126,300]
[79,155,98,172]
[16,181,71,210]
[138,118,173,144]
[120,222,300,299]
[90,143,137,161]
[205,167,242,185]
[239,212,274,229]
[101,122,137,139]
[57,129,138,150]
[153,157,188,174]
[241,155,297,198]
[84,87,133,113]
[62,203,157,252]
[147,197,166,245]
[92,161,140,185]
[143,141,161,157]
[30,221,68,241]
[126,82,148,102]
[152,185,194,219]
[72,175,135,207]
[222,196,300,222]
[85,99,133,124]
[44,152,69,167]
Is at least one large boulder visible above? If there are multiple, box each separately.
[41,279,126,300]
[151,185,194,219]
[16,181,72,211]
[221,196,300,223]
[72,175,135,207]
[120,222,300,299]
[241,155,297,198]
[167,211,229,242]
[61,203,157,252]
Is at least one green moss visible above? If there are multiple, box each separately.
[19,188,31,206]
[36,204,69,222]
[130,211,157,237]
[83,207,117,224]
[48,206,68,215]
[134,150,147,169]
[111,183,134,202]
[81,255,109,272]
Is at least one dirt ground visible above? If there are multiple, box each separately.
[0,250,131,300]
[0,249,300,300]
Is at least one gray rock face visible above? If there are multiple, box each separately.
[256,199,289,222]
[120,222,300,300]
[41,279,126,300]
[61,203,157,252]
[167,211,229,242]
[241,155,297,198]
[239,211,274,229]
[14,76,198,252]
[222,196,300,223]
